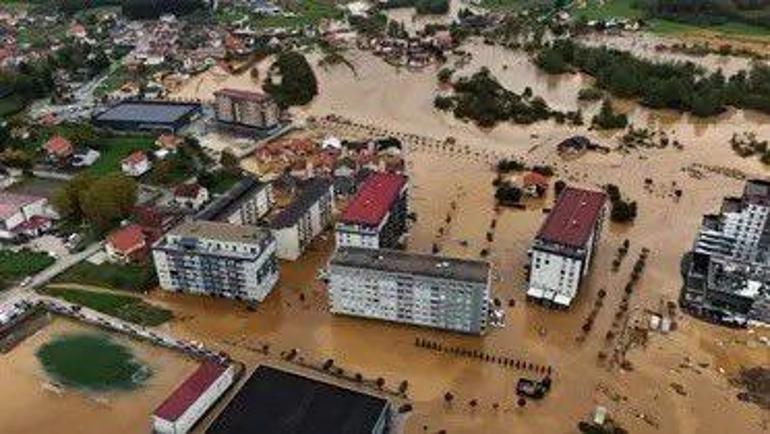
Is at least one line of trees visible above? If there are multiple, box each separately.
[535,39,770,117]
[52,173,138,232]
[638,0,770,30]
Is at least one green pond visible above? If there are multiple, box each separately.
[36,333,151,391]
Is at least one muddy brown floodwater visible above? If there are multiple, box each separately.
[0,317,198,434]
[15,39,770,434]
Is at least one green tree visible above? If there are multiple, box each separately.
[263,51,318,108]
[78,173,137,231]
[52,173,96,222]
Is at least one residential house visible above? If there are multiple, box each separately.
[121,150,151,177]
[44,135,74,163]
[106,223,148,263]
[523,172,549,197]
[173,183,209,211]
[0,192,52,240]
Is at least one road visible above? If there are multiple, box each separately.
[0,242,104,305]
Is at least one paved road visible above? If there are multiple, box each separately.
[0,242,104,305]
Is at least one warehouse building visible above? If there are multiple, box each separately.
[527,187,606,308]
[206,365,392,434]
[214,88,280,130]
[336,172,408,249]
[152,221,279,302]
[152,362,236,434]
[92,100,202,132]
[270,178,335,261]
[328,247,491,335]
[195,177,274,224]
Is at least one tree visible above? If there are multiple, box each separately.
[52,173,96,222]
[78,173,138,231]
[592,99,628,130]
[444,391,454,405]
[375,377,385,389]
[264,51,318,108]
[517,397,526,408]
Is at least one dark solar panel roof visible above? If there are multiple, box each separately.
[270,178,332,229]
[93,101,200,124]
[206,366,388,434]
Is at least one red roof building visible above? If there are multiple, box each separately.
[105,224,147,263]
[44,135,74,159]
[152,362,235,434]
[336,173,409,249]
[536,187,606,248]
[339,173,408,227]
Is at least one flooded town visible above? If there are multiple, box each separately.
[0,0,768,434]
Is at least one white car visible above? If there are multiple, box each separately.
[20,277,32,287]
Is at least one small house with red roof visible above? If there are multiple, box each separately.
[527,187,606,308]
[152,362,236,434]
[44,135,74,162]
[155,133,183,151]
[105,223,148,263]
[69,23,87,39]
[336,172,408,249]
[173,183,209,211]
[522,171,549,197]
[121,150,151,177]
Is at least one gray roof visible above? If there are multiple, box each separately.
[196,177,268,221]
[271,178,333,229]
[93,101,200,124]
[168,220,271,245]
[331,247,490,284]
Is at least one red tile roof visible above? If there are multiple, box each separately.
[122,150,148,166]
[106,224,146,254]
[523,172,549,188]
[339,172,407,226]
[174,183,202,198]
[44,135,73,157]
[536,187,606,248]
[154,362,229,422]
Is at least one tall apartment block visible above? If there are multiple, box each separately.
[196,178,274,225]
[328,247,491,335]
[270,178,335,261]
[336,173,408,249]
[682,179,770,325]
[214,88,280,129]
[527,187,606,308]
[152,220,279,302]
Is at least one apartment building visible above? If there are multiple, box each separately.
[683,179,770,325]
[152,221,278,302]
[336,173,408,249]
[270,178,335,261]
[213,88,280,130]
[527,187,607,308]
[196,178,274,225]
[328,247,491,335]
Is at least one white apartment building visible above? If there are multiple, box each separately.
[270,178,335,261]
[328,247,491,335]
[527,187,607,308]
[152,221,278,302]
[196,178,274,225]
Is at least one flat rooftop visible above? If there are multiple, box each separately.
[206,365,388,434]
[195,177,268,222]
[339,172,407,227]
[331,246,490,284]
[215,88,272,103]
[166,220,272,245]
[536,187,606,249]
[271,178,332,229]
[93,101,200,124]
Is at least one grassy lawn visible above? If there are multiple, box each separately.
[0,93,27,117]
[83,136,155,176]
[41,287,173,326]
[575,0,644,20]
[141,154,195,186]
[649,18,770,38]
[218,0,342,28]
[37,333,150,390]
[204,170,242,194]
[6,176,64,199]
[0,249,54,284]
[94,64,131,99]
[52,261,157,292]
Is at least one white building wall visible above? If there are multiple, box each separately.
[528,249,583,306]
[273,226,300,260]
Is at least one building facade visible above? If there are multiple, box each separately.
[682,179,770,325]
[214,88,280,130]
[270,178,335,261]
[336,173,408,249]
[152,362,236,434]
[328,247,491,335]
[196,178,274,225]
[527,187,606,308]
[152,221,279,302]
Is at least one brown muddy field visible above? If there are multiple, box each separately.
[0,317,198,434]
